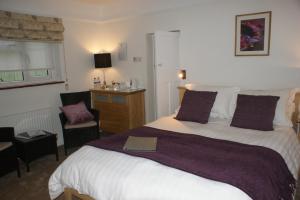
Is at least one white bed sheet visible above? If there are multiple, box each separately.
[49,116,300,200]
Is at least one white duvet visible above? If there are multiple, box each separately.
[49,116,300,200]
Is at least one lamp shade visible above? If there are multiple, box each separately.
[94,53,112,68]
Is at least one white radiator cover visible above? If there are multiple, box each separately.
[0,107,54,134]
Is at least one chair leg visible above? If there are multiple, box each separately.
[16,158,21,178]
[17,166,21,178]
[64,146,68,156]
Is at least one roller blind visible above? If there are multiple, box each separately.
[0,40,59,71]
[0,41,23,71]
[25,42,54,69]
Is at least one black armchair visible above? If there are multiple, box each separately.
[59,91,100,155]
[0,127,20,177]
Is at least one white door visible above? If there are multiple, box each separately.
[153,31,180,119]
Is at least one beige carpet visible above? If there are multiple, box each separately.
[0,146,68,200]
[0,146,299,200]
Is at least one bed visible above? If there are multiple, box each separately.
[49,86,300,200]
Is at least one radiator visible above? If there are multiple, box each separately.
[0,108,54,134]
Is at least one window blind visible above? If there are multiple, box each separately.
[0,41,23,71]
[25,42,54,69]
[0,10,64,42]
[0,40,60,72]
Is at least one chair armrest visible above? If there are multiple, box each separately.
[0,127,15,142]
[90,109,100,124]
[59,112,68,129]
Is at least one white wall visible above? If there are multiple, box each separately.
[97,0,300,90]
[0,19,107,145]
[0,85,65,144]
[178,0,300,89]
[0,0,300,144]
[90,0,300,121]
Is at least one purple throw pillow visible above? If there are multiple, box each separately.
[60,101,94,125]
[231,94,280,131]
[176,90,217,123]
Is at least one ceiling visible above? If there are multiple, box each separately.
[0,0,204,22]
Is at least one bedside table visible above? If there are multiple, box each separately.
[15,131,59,172]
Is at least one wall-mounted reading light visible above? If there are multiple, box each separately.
[178,69,186,80]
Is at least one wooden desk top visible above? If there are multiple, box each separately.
[15,131,56,143]
[90,88,146,95]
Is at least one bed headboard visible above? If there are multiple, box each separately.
[292,93,300,126]
[178,86,186,104]
[178,86,300,126]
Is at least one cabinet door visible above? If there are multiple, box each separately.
[94,101,129,133]
[128,92,145,129]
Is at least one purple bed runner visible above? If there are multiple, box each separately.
[88,127,295,200]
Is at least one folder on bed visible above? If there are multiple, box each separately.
[123,136,157,152]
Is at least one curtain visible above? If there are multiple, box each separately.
[0,10,64,42]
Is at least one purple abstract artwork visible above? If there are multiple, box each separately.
[240,18,265,51]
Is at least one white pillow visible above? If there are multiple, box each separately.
[185,84,240,119]
[240,88,300,127]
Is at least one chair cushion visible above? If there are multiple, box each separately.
[0,142,13,151]
[64,120,97,130]
[60,101,94,125]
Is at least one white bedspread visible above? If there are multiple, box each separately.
[49,116,300,200]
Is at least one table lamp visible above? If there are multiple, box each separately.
[94,53,112,87]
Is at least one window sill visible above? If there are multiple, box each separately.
[0,81,65,90]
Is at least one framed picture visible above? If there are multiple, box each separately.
[235,11,272,56]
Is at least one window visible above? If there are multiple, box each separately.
[0,71,23,82]
[0,40,65,88]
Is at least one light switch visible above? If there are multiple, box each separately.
[133,57,142,62]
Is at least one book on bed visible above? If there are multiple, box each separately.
[123,136,157,152]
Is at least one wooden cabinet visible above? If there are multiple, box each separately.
[91,89,146,133]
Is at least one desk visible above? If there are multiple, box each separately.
[15,131,58,172]
[91,88,146,133]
